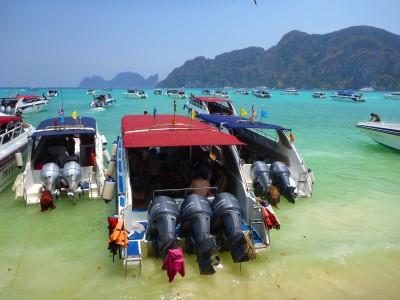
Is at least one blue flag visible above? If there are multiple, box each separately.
[153,107,157,119]
[261,109,269,119]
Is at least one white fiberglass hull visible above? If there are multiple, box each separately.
[123,93,147,99]
[384,94,400,100]
[357,122,400,151]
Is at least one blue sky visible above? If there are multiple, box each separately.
[1,0,399,87]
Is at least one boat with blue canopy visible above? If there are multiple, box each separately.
[330,90,365,102]
[14,116,107,205]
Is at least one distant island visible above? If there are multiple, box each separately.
[78,72,159,88]
[158,26,400,90]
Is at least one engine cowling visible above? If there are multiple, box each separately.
[40,163,60,192]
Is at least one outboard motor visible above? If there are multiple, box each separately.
[40,163,60,193]
[250,161,271,197]
[179,194,216,275]
[62,160,82,198]
[211,192,251,263]
[270,161,297,202]
[147,196,179,258]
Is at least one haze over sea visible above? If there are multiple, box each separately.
[0,88,399,299]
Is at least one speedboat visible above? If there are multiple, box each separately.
[13,116,107,204]
[153,89,162,95]
[0,95,48,114]
[202,89,211,95]
[107,114,280,277]
[90,94,116,108]
[356,121,400,151]
[0,113,34,192]
[383,92,400,100]
[360,87,374,92]
[280,88,299,95]
[214,90,230,98]
[166,89,186,99]
[312,91,326,99]
[236,89,249,95]
[184,95,237,115]
[87,89,96,96]
[252,89,271,98]
[47,90,58,98]
[197,114,314,202]
[123,89,148,99]
[330,90,365,102]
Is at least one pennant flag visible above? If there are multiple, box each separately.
[191,109,196,120]
[172,100,177,125]
[261,109,269,119]
[240,107,248,117]
[58,106,65,124]
[71,110,78,120]
[173,100,177,113]
[252,105,256,119]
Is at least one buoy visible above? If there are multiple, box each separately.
[101,134,108,145]
[106,159,116,177]
[103,149,111,163]
[111,141,118,157]
[15,152,23,169]
[102,177,116,201]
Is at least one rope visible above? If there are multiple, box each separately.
[243,231,257,260]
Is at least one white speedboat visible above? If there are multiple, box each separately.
[281,88,299,95]
[312,91,326,99]
[153,89,162,95]
[0,95,48,114]
[90,94,116,108]
[0,113,34,192]
[236,89,249,95]
[166,89,186,99]
[107,114,280,276]
[357,121,400,151]
[360,87,374,92]
[198,114,314,201]
[252,89,271,98]
[184,95,237,115]
[47,90,58,98]
[13,116,107,204]
[123,89,148,99]
[87,89,96,96]
[214,90,230,98]
[330,90,365,102]
[383,92,400,100]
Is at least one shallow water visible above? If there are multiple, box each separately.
[0,89,399,299]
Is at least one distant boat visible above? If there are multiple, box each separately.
[214,90,230,98]
[357,121,400,151]
[184,95,237,115]
[383,92,400,100]
[330,90,365,102]
[87,89,96,96]
[47,90,58,98]
[0,95,48,114]
[359,87,374,92]
[252,89,271,98]
[122,89,147,99]
[166,89,186,99]
[153,89,162,95]
[281,88,299,95]
[312,91,326,99]
[202,89,211,95]
[236,89,249,95]
[90,94,116,108]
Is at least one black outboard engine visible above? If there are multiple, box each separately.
[179,194,216,275]
[147,196,179,258]
[270,161,297,202]
[211,192,251,263]
[250,161,271,197]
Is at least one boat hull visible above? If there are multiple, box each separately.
[384,94,400,100]
[0,143,28,192]
[357,122,400,151]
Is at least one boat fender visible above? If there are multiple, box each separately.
[111,141,118,157]
[106,159,116,177]
[102,177,116,202]
[15,152,23,169]
[103,149,111,163]
[40,189,56,212]
[101,134,108,145]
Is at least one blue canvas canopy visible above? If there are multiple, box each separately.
[197,114,290,131]
[32,117,96,137]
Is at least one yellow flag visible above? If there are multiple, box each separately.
[240,107,248,117]
[71,110,78,120]
[191,109,196,119]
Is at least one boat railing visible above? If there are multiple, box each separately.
[0,123,23,145]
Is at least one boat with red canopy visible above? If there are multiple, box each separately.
[0,94,48,114]
[0,113,34,192]
[106,114,280,278]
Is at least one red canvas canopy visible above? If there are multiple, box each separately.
[192,96,230,103]
[0,115,20,126]
[122,115,244,148]
[15,95,39,100]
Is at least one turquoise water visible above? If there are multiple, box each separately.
[0,89,399,300]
